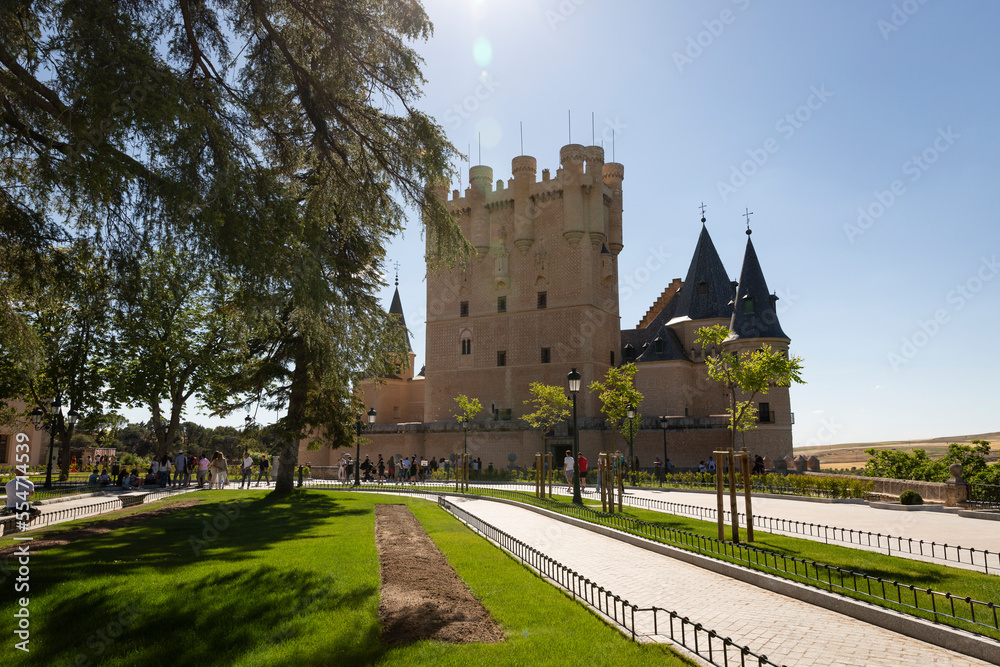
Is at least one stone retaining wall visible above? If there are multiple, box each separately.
[804,472,952,503]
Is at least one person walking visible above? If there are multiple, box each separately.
[386,455,395,483]
[173,451,187,487]
[563,449,574,490]
[197,454,210,488]
[239,452,254,489]
[376,455,385,484]
[210,451,227,490]
[337,454,347,484]
[578,452,588,491]
[256,455,269,486]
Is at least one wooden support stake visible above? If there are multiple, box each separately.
[714,450,726,541]
[741,447,754,542]
[727,449,739,544]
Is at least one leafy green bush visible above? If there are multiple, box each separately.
[899,490,923,505]
[863,441,993,483]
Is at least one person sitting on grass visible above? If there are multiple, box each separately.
[143,466,157,487]
[99,469,111,486]
[88,470,99,485]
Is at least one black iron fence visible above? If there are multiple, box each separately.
[969,484,1000,511]
[438,496,782,667]
[553,486,1000,575]
[0,487,195,536]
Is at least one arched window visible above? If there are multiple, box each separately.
[460,329,472,356]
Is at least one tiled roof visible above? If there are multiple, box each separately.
[669,224,735,322]
[729,233,789,341]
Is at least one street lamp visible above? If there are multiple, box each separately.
[626,404,636,485]
[567,368,582,505]
[354,407,376,487]
[659,415,669,487]
[30,400,79,489]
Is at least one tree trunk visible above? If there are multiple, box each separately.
[58,426,73,481]
[273,339,308,494]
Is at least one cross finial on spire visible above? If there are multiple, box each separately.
[699,202,707,224]
[743,207,753,235]
[393,261,400,286]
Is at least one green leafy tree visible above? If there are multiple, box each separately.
[1,240,115,480]
[589,363,644,457]
[453,394,484,423]
[108,240,247,458]
[521,382,570,455]
[697,324,805,451]
[1,1,468,493]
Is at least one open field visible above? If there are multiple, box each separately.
[794,432,999,470]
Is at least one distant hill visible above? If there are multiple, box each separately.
[794,432,999,470]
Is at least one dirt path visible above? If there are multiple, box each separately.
[375,504,504,645]
[0,499,201,557]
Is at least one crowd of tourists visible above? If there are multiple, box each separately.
[334,454,483,484]
[78,450,273,492]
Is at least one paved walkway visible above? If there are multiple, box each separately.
[449,496,991,667]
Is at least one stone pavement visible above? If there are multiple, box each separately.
[449,496,991,667]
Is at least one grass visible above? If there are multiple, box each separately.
[0,490,694,666]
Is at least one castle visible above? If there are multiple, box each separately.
[298,144,793,472]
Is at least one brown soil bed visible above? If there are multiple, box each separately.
[0,499,201,557]
[375,504,504,645]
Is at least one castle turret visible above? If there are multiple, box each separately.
[602,161,624,255]
[512,155,537,254]
[728,230,789,343]
[584,145,606,248]
[469,165,493,257]
[388,279,416,380]
[560,144,586,246]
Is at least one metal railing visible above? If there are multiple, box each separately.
[969,484,1000,511]
[438,496,782,667]
[0,486,195,536]
[563,487,1000,575]
[530,498,1000,639]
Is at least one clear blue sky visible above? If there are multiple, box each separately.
[376,0,1000,447]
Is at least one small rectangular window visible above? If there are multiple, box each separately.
[461,339,471,355]
[497,296,506,313]
[0,434,7,462]
[393,406,401,419]
[610,351,615,366]
[537,291,547,309]
[460,301,469,317]
[541,347,551,363]
[497,350,506,367]
[758,402,771,423]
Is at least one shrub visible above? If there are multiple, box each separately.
[899,489,923,505]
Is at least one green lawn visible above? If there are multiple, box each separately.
[0,490,693,666]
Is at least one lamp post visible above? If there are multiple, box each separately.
[567,368,582,505]
[354,407,376,487]
[30,400,79,489]
[658,415,669,487]
[626,404,636,485]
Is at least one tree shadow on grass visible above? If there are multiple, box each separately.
[21,566,387,667]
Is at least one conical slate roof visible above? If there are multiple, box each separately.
[388,286,413,353]
[729,233,788,341]
[669,225,734,323]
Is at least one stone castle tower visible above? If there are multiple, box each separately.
[423,144,623,425]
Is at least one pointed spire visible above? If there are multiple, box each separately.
[388,283,413,353]
[669,221,734,322]
[729,232,788,341]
